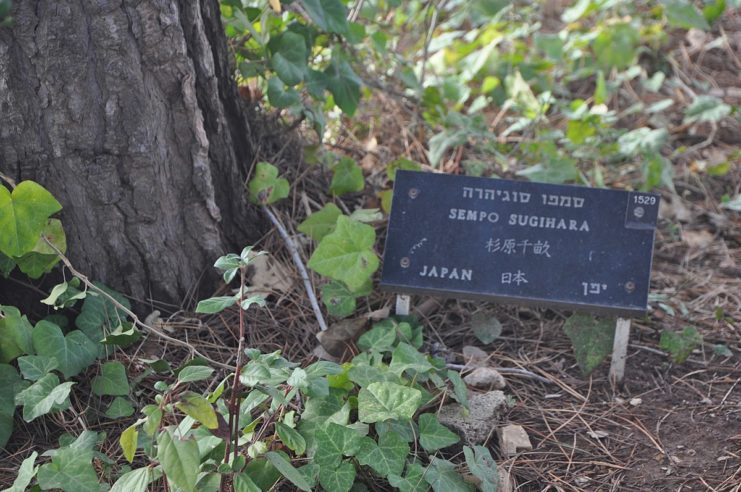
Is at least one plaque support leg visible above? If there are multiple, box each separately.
[609,317,631,384]
[395,295,411,316]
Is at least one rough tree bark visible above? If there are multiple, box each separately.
[0,0,265,304]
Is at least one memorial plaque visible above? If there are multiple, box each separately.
[381,171,659,317]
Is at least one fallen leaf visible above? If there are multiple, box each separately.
[316,318,367,358]
[247,253,294,296]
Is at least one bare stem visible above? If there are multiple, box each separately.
[262,205,328,331]
[43,238,234,370]
[228,267,248,463]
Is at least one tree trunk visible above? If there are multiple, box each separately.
[0,0,265,304]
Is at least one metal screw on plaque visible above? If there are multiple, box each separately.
[400,257,410,268]
[633,206,645,219]
[408,188,419,199]
[625,281,635,293]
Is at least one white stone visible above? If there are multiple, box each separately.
[464,367,506,389]
[498,424,532,457]
[438,391,507,445]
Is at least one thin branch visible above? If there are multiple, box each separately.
[262,205,328,332]
[44,239,234,370]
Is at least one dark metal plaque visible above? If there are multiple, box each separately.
[381,171,659,317]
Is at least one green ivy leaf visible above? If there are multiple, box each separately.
[318,460,355,492]
[175,391,218,429]
[41,280,86,310]
[269,32,308,86]
[4,450,38,492]
[17,355,59,381]
[0,251,15,277]
[0,363,23,448]
[356,432,409,478]
[101,322,142,347]
[324,53,361,115]
[703,0,726,24]
[120,423,139,463]
[330,157,364,196]
[314,422,364,468]
[713,343,732,357]
[110,467,157,492]
[0,181,62,257]
[642,152,674,192]
[418,413,460,452]
[177,365,215,384]
[302,0,349,34]
[358,382,421,423]
[307,216,379,292]
[389,343,434,376]
[376,419,417,443]
[105,396,135,419]
[425,458,475,492]
[233,473,262,492]
[14,373,74,422]
[659,326,703,363]
[267,76,301,108]
[464,445,499,492]
[348,362,399,388]
[265,451,312,492]
[32,321,98,379]
[662,0,710,29]
[349,208,383,223]
[92,361,130,396]
[470,313,502,344]
[563,313,615,376]
[195,296,236,314]
[0,305,34,363]
[157,428,200,492]
[428,129,469,168]
[275,421,307,455]
[593,23,639,70]
[322,280,358,318]
[248,162,290,205]
[357,320,397,352]
[388,463,429,492]
[516,157,578,184]
[240,295,266,311]
[683,96,731,124]
[14,218,66,278]
[76,283,130,356]
[447,370,469,410]
[37,444,98,492]
[618,127,668,156]
[243,458,281,491]
[298,203,343,241]
[387,158,422,182]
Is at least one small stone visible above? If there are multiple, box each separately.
[587,430,609,440]
[629,397,642,406]
[462,345,489,368]
[464,367,506,389]
[498,424,532,457]
[574,476,591,486]
[438,391,507,445]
